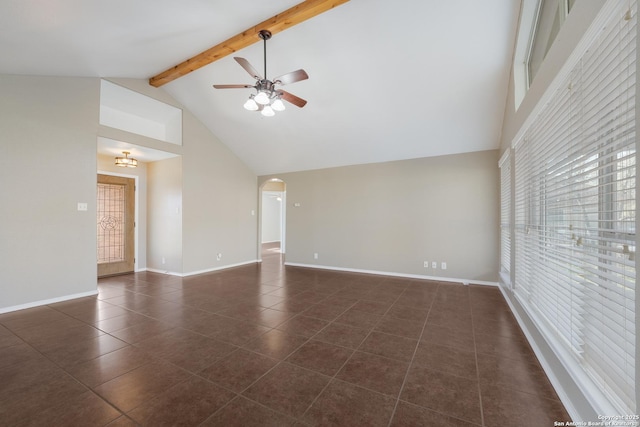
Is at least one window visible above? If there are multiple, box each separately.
[513,0,579,108]
[528,0,576,85]
[100,80,183,145]
[97,183,126,264]
[511,0,636,414]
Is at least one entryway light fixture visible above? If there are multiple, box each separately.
[115,151,138,168]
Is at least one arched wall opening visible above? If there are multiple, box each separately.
[258,178,286,262]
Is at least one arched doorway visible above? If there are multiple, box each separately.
[259,179,286,261]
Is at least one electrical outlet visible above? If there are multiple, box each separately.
[314,253,318,260]
[216,253,223,261]
[432,261,437,269]
[441,262,447,270]
[424,261,429,268]
[162,257,166,265]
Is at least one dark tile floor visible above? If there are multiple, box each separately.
[0,243,569,426]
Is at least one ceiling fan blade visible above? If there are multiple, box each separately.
[234,57,262,80]
[212,84,254,89]
[273,69,309,86]
[279,90,307,108]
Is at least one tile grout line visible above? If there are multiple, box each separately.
[199,289,358,425]
[385,283,438,427]
[0,309,132,424]
[468,286,486,427]
[48,291,275,424]
[114,279,428,423]
[3,255,566,425]
[296,282,411,424]
[282,294,363,423]
[97,276,293,424]
[147,278,432,425]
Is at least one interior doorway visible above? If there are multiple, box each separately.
[97,174,135,277]
[260,179,286,260]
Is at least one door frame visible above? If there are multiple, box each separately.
[258,179,286,262]
[97,171,139,273]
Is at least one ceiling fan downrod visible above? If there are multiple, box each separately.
[258,30,272,79]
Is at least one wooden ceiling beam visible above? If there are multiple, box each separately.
[149,0,350,87]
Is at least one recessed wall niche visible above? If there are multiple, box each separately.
[100,80,182,145]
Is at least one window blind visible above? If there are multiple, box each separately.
[512,0,636,414]
[500,150,511,280]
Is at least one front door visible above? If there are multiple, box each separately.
[97,174,135,277]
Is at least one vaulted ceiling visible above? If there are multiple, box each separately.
[0,0,521,175]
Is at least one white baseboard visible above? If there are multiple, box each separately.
[146,260,261,277]
[182,260,260,277]
[284,262,498,287]
[0,290,99,314]
[144,268,183,276]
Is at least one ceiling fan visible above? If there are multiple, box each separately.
[213,30,309,116]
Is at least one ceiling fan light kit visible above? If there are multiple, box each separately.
[214,29,309,117]
[272,98,286,111]
[243,96,259,111]
[261,105,275,117]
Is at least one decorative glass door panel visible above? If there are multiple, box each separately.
[97,174,134,277]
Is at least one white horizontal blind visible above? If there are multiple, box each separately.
[513,0,636,414]
[500,151,511,277]
[514,134,532,302]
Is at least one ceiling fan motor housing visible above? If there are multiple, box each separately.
[257,79,275,93]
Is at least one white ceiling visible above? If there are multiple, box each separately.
[0,0,521,175]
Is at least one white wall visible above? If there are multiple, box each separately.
[0,74,260,311]
[0,75,100,311]
[181,109,258,274]
[147,157,183,273]
[261,150,499,283]
[105,79,258,276]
